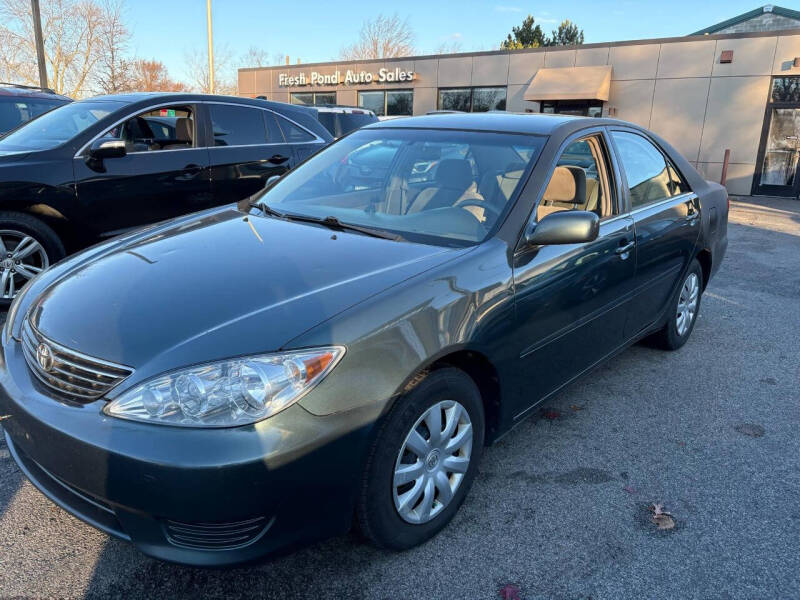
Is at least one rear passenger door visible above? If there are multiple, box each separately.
[609,129,701,338]
[206,103,295,204]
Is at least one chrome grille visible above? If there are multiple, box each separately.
[21,319,133,402]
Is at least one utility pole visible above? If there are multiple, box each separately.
[30,0,48,90]
[206,0,215,94]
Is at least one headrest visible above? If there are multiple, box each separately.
[174,117,192,143]
[435,159,473,190]
[543,165,586,204]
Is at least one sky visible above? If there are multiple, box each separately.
[123,0,774,83]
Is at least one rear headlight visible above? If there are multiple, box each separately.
[104,347,344,427]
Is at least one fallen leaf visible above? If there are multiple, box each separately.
[0,415,11,422]
[540,409,560,420]
[623,485,637,494]
[649,503,675,530]
[652,513,675,530]
[570,404,583,411]
[498,584,522,600]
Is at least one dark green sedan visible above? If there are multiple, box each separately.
[0,113,728,566]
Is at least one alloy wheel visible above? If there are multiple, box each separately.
[392,399,473,525]
[0,230,49,299]
[676,272,700,336]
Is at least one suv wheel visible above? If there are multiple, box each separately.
[357,368,485,550]
[0,212,65,303]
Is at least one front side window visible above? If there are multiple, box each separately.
[103,105,195,152]
[257,128,545,245]
[210,104,268,147]
[611,131,674,208]
[0,100,120,152]
[538,135,614,221]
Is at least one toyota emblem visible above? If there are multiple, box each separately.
[36,343,54,372]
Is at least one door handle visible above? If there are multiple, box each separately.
[685,212,700,224]
[267,154,289,164]
[615,240,635,256]
[183,163,203,174]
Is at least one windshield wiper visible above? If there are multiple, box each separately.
[250,201,402,241]
[249,200,286,219]
[292,214,404,241]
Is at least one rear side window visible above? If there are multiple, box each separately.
[611,131,674,208]
[275,114,315,143]
[209,104,268,147]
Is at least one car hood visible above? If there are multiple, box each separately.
[28,208,467,383]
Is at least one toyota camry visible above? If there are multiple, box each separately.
[0,113,728,566]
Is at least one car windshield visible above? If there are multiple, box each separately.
[258,127,545,245]
[0,101,119,151]
[0,97,66,134]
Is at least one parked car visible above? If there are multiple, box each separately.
[0,113,728,566]
[0,92,332,301]
[0,83,71,135]
[313,105,378,138]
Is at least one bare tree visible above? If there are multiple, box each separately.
[240,46,270,68]
[93,0,133,94]
[131,59,187,92]
[0,0,107,97]
[184,45,236,94]
[339,14,415,61]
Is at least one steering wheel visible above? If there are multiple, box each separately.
[455,199,502,224]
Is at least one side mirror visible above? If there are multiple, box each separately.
[88,137,126,160]
[525,210,600,246]
[264,174,281,189]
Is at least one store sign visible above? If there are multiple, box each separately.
[278,67,415,87]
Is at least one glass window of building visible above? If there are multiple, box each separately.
[387,90,413,116]
[438,87,506,112]
[439,88,472,112]
[540,100,603,117]
[472,87,506,112]
[358,91,385,115]
[290,92,337,106]
[358,90,413,117]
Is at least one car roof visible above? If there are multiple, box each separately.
[366,112,616,137]
[0,85,71,101]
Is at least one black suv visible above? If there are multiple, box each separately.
[0,83,71,135]
[0,93,332,300]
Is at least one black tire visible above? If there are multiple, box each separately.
[357,368,485,550]
[0,212,65,305]
[646,258,703,351]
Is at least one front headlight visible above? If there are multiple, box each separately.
[103,347,344,427]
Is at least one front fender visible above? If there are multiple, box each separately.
[290,239,516,417]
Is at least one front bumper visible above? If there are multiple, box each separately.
[0,334,379,566]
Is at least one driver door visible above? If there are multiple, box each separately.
[510,131,636,417]
[73,103,212,237]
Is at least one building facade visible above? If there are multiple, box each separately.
[239,26,800,197]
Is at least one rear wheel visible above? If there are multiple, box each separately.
[357,368,484,550]
[647,259,703,351]
[0,213,65,304]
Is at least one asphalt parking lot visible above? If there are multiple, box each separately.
[0,197,798,600]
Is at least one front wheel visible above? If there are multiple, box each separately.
[0,213,65,304]
[357,368,484,550]
[647,259,703,351]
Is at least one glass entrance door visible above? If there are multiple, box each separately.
[754,77,800,196]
